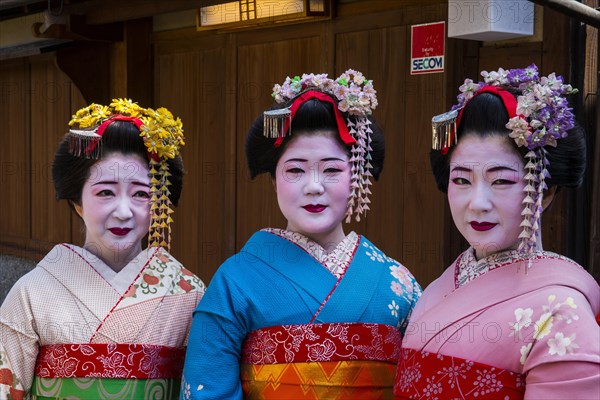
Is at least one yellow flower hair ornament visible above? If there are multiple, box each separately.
[68,98,185,250]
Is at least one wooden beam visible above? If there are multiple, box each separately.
[56,42,111,104]
[32,15,123,42]
[68,15,123,41]
[529,0,600,28]
[64,0,206,25]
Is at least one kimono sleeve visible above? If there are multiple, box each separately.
[180,258,250,400]
[401,273,423,335]
[388,259,422,336]
[0,275,41,398]
[522,288,600,400]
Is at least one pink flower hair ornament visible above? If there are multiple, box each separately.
[264,69,378,223]
[431,64,579,264]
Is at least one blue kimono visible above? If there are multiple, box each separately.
[181,229,420,399]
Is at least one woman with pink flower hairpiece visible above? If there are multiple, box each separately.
[180,70,421,399]
[394,65,599,400]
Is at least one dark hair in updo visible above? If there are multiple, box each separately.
[430,92,586,193]
[52,120,184,207]
[245,93,385,179]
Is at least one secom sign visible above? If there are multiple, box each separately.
[411,22,445,75]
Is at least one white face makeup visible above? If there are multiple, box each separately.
[447,134,526,260]
[274,133,351,250]
[75,152,151,270]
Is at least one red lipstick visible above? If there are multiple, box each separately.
[109,228,132,236]
[470,222,497,231]
[303,205,326,213]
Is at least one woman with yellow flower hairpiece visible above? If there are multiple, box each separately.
[0,99,205,399]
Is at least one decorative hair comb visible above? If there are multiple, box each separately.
[263,107,292,139]
[67,129,102,159]
[431,109,458,151]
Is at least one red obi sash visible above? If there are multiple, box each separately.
[35,343,185,379]
[394,348,525,399]
[241,323,401,399]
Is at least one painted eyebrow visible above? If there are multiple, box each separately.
[450,165,519,173]
[283,158,307,163]
[450,166,472,173]
[92,181,150,187]
[486,165,519,173]
[283,157,346,163]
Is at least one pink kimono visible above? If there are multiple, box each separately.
[394,249,600,400]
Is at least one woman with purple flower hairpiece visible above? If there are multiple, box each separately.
[394,65,599,400]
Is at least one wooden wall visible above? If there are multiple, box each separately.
[153,2,453,285]
[0,56,86,259]
[1,1,590,287]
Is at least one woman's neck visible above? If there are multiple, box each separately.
[83,243,142,272]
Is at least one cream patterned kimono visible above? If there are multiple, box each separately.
[0,244,205,399]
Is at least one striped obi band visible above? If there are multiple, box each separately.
[241,322,402,399]
[394,348,525,399]
[35,343,185,378]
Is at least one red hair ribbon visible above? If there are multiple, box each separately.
[85,115,153,159]
[442,85,518,155]
[96,115,144,136]
[273,90,357,148]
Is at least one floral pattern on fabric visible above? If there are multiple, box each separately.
[508,294,580,365]
[119,248,205,308]
[241,323,401,365]
[180,374,205,400]
[264,228,358,278]
[370,242,421,326]
[395,348,525,399]
[456,247,576,288]
[35,343,185,379]
[0,344,25,400]
[181,374,192,400]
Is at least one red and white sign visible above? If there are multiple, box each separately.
[411,22,445,75]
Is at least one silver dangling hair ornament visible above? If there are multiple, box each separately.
[67,129,102,159]
[263,107,292,139]
[431,109,459,153]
